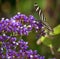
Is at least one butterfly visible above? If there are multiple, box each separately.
[34,3,53,32]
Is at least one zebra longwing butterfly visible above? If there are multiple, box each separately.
[34,3,53,32]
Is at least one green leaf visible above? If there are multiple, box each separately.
[52,34,60,48]
[53,25,60,35]
[57,48,60,52]
[40,36,52,47]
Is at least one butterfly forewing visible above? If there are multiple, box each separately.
[34,3,53,32]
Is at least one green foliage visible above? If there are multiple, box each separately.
[57,48,60,52]
[40,36,52,47]
[39,24,60,47]
[53,25,60,35]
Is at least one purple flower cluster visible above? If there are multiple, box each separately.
[0,34,45,59]
[0,12,45,36]
[0,12,45,59]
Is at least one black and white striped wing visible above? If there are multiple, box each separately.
[34,3,46,22]
[34,3,53,32]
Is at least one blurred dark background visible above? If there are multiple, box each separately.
[0,0,60,59]
[0,0,60,27]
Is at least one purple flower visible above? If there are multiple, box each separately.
[0,34,45,59]
[0,12,46,59]
[0,12,45,37]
